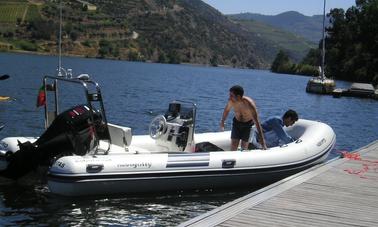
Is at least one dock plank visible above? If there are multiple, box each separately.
[179,140,378,227]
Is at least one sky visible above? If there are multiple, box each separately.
[202,0,356,16]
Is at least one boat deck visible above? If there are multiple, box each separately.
[179,140,378,227]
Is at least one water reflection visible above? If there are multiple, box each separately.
[1,181,260,226]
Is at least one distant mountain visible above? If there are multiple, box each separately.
[229,11,326,44]
[228,17,315,63]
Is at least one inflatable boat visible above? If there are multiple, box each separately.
[0,75,336,196]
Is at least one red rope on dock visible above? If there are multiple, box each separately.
[338,150,378,179]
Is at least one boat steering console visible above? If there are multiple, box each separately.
[149,101,196,151]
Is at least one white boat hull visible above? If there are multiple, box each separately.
[47,150,331,196]
[46,119,335,196]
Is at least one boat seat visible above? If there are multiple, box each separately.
[107,123,132,150]
[194,131,231,151]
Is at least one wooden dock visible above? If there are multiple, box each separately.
[179,140,378,227]
[332,83,378,100]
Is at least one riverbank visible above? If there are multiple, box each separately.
[0,49,258,70]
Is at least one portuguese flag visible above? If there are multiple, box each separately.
[36,85,46,107]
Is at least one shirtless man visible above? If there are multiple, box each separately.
[220,85,267,150]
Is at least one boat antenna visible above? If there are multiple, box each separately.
[321,0,326,81]
[58,0,63,77]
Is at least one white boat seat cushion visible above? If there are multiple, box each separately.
[107,123,132,148]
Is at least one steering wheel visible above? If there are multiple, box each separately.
[149,115,167,139]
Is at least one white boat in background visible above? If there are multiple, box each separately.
[306,0,336,94]
[306,75,336,94]
[0,73,336,196]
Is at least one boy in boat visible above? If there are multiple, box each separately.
[250,109,298,148]
[220,85,267,150]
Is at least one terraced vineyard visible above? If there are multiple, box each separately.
[0,2,28,23]
[25,4,41,21]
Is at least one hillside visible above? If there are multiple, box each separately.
[0,0,278,69]
[230,18,315,63]
[229,11,326,44]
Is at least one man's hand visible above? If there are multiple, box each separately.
[220,120,225,131]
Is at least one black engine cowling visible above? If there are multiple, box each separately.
[37,105,100,156]
[0,105,108,179]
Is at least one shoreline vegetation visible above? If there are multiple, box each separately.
[271,1,378,87]
[0,49,235,69]
[270,50,319,77]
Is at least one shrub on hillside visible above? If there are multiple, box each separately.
[18,40,38,51]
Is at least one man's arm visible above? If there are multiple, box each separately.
[246,99,267,149]
[220,101,232,131]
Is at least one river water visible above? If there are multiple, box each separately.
[0,52,377,225]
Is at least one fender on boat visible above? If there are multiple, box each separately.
[0,137,38,170]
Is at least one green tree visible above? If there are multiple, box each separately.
[28,19,57,40]
[158,51,168,63]
[167,50,181,64]
[271,50,291,73]
[210,55,219,67]
[301,48,321,66]
[70,31,79,41]
[98,39,112,58]
[128,49,140,61]
[325,0,378,83]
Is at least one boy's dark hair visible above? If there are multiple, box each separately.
[229,85,244,97]
[283,109,298,121]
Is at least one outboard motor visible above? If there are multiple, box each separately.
[0,104,108,179]
[149,102,195,152]
[36,104,104,156]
